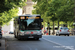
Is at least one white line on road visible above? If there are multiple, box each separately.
[27,46,38,50]
[70,36,75,37]
[42,37,63,46]
[26,45,32,50]
[42,37,75,50]
[35,48,38,50]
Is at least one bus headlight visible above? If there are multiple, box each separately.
[20,32,24,34]
[37,31,42,35]
[19,31,24,35]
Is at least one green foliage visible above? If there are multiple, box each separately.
[32,0,74,28]
[0,8,18,25]
[56,0,74,22]
[32,0,50,22]
[0,0,26,13]
[0,0,27,25]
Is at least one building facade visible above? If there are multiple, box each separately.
[22,0,34,14]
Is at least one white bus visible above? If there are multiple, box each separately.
[14,14,43,40]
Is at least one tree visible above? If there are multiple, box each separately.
[32,0,74,35]
[0,0,26,13]
[45,0,61,34]
[0,0,27,25]
[56,0,74,27]
[0,8,18,25]
[32,0,50,34]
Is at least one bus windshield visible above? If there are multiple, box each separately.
[19,19,41,30]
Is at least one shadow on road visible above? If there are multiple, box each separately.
[18,38,41,41]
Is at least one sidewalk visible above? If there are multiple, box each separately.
[0,38,5,50]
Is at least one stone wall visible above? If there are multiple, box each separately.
[22,0,34,14]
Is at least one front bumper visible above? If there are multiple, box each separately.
[59,33,70,35]
[18,34,42,38]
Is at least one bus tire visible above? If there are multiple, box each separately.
[67,34,69,36]
[17,37,21,40]
[17,35,21,40]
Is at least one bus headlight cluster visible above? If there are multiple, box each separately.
[20,31,24,34]
[37,31,42,35]
[19,31,25,35]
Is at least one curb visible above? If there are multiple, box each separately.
[0,39,5,50]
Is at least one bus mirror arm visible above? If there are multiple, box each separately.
[41,19,43,22]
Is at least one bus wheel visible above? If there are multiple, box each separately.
[17,36,21,40]
[17,37,21,40]
[67,34,69,36]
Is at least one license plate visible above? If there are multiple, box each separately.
[28,36,34,38]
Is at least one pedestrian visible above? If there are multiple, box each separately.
[1,30,4,35]
[44,30,47,35]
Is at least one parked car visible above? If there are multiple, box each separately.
[9,32,14,34]
[56,27,70,36]
[0,30,2,39]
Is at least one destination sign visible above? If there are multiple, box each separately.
[20,16,25,19]
[20,16,40,19]
[26,16,40,19]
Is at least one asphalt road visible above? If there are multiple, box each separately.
[3,34,75,50]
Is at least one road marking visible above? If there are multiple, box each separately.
[26,46,38,50]
[26,45,32,50]
[42,37,62,46]
[42,37,75,50]
[70,36,75,37]
[35,48,38,50]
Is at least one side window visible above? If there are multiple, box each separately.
[64,27,68,29]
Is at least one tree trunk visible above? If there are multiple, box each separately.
[58,21,59,28]
[66,21,67,27]
[53,21,55,35]
[47,22,50,35]
[43,22,45,34]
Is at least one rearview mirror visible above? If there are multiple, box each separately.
[41,19,43,22]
